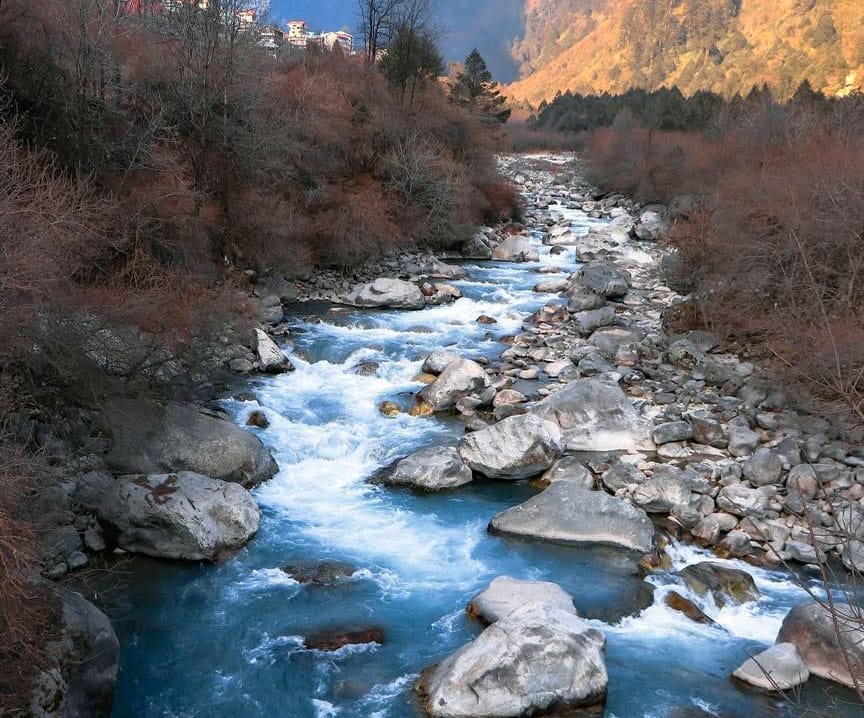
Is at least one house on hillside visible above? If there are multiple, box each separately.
[322,31,353,54]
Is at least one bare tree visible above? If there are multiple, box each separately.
[356,0,403,63]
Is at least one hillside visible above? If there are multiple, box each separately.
[507,0,864,104]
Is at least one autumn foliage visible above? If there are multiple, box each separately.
[584,92,864,423]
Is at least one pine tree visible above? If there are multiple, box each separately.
[450,49,511,126]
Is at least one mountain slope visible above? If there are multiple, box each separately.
[507,0,864,104]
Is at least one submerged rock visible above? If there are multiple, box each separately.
[532,379,653,452]
[732,642,809,691]
[281,560,358,586]
[98,472,260,561]
[467,576,577,624]
[678,562,759,608]
[777,601,864,689]
[303,627,385,652]
[418,603,607,718]
[664,591,714,624]
[490,483,655,553]
[376,446,472,491]
[458,414,564,480]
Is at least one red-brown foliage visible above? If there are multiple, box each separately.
[585,100,864,423]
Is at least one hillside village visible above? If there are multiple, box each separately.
[123,0,355,53]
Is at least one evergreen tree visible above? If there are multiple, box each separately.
[450,49,511,126]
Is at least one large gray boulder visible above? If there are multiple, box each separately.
[732,643,809,691]
[572,261,630,299]
[102,400,278,488]
[376,446,472,491]
[634,210,666,241]
[490,483,655,553]
[343,277,426,309]
[632,465,692,514]
[532,379,653,452]
[58,591,119,718]
[467,576,577,624]
[491,235,540,263]
[777,601,864,689]
[98,472,260,561]
[417,359,491,412]
[458,414,564,480]
[416,257,467,280]
[418,603,607,718]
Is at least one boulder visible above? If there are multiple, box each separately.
[59,590,119,718]
[665,591,714,624]
[634,210,666,241]
[835,503,864,572]
[728,425,761,457]
[743,448,783,487]
[417,257,467,279]
[540,456,594,489]
[572,306,617,336]
[653,421,693,445]
[678,562,759,608]
[98,472,260,561]
[422,351,460,375]
[417,359,491,412]
[632,466,692,514]
[533,277,570,293]
[343,278,426,310]
[467,576,576,624]
[458,414,564,480]
[532,379,653,452]
[253,329,294,373]
[102,400,278,488]
[490,483,654,553]
[377,446,472,491]
[491,236,540,263]
[732,643,809,691]
[572,261,630,299]
[303,627,385,652]
[566,285,606,313]
[281,560,358,586]
[418,603,607,718]
[777,601,864,689]
[716,484,772,518]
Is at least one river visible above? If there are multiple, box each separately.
[109,160,855,718]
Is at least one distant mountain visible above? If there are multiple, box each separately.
[507,0,864,105]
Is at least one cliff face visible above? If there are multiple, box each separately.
[506,0,864,104]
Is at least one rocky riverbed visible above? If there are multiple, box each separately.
[33,154,864,717]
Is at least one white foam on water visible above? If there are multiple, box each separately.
[231,350,491,590]
[234,568,300,593]
[245,634,304,665]
[312,699,341,717]
[359,673,418,718]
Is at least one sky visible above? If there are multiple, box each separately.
[268,0,525,82]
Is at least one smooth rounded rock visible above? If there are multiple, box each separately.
[467,576,576,624]
[459,414,564,480]
[418,603,607,718]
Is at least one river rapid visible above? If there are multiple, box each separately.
[110,157,856,718]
